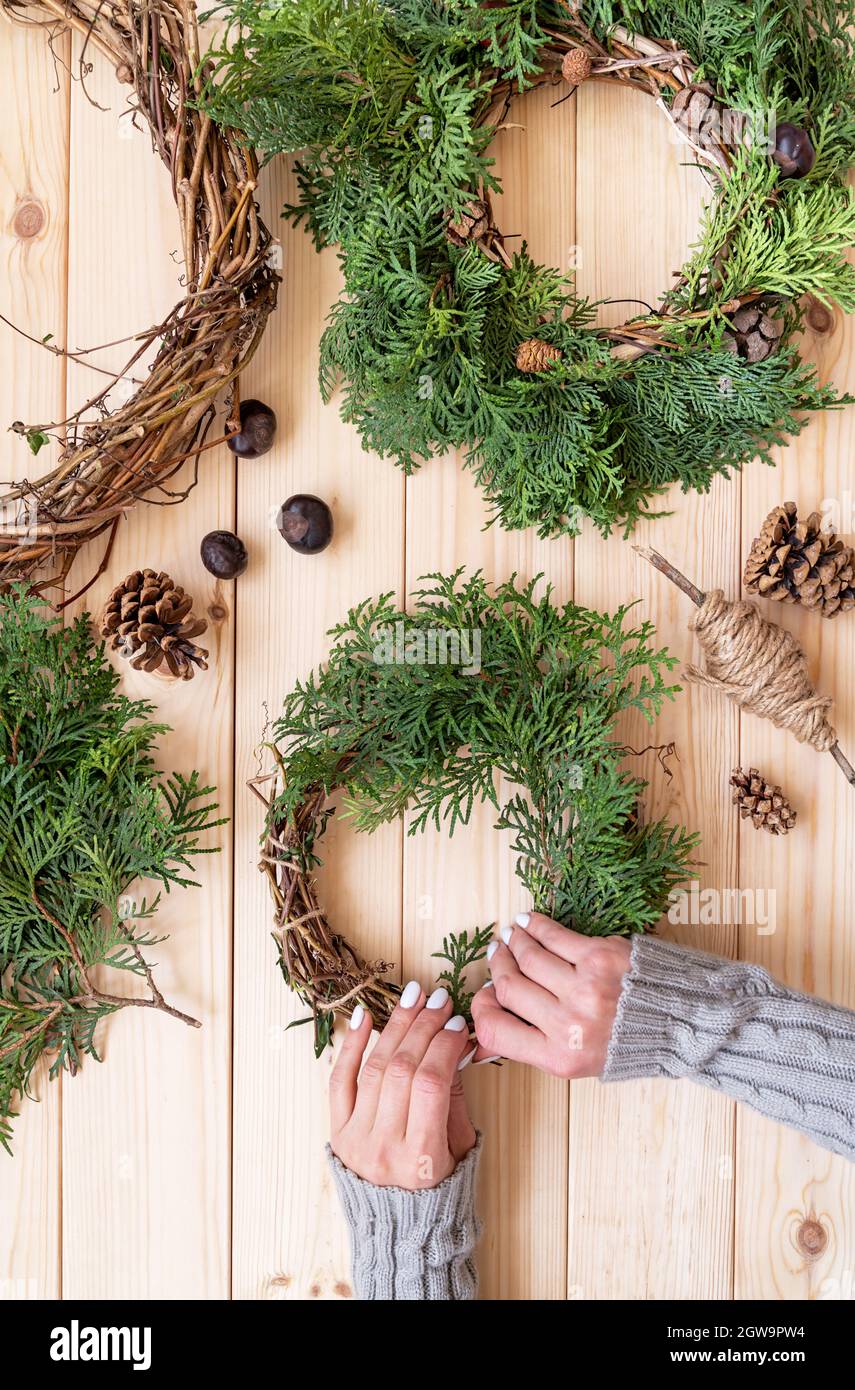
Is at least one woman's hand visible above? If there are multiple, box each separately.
[329,982,477,1189]
[471,913,631,1078]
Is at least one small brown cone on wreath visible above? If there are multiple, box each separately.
[446,197,491,246]
[743,501,855,617]
[730,768,797,835]
[101,569,209,680]
[722,304,783,362]
[670,84,721,150]
[516,337,562,373]
[562,47,592,87]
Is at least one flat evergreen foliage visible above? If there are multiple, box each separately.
[268,572,699,988]
[202,0,855,536]
[0,589,222,1152]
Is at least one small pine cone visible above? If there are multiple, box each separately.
[722,304,783,363]
[100,568,209,680]
[743,501,855,617]
[670,83,722,150]
[562,48,592,87]
[516,337,562,373]
[446,197,491,246]
[730,767,797,836]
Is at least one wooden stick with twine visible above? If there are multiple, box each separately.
[635,546,855,788]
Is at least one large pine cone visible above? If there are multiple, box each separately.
[516,337,562,373]
[101,569,209,679]
[730,767,797,835]
[744,501,855,617]
[723,305,783,362]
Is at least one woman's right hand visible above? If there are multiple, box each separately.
[329,982,476,1189]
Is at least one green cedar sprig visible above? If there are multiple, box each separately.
[201,0,855,537]
[0,588,224,1152]
[269,571,699,1018]
[432,925,494,1018]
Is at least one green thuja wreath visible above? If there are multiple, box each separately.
[256,572,698,1055]
[203,0,855,538]
[0,589,223,1152]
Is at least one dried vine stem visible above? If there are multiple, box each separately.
[0,0,278,599]
[250,766,402,1042]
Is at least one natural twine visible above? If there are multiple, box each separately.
[685,590,837,753]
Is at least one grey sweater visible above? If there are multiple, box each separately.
[330,936,855,1299]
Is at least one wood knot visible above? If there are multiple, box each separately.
[795,1217,827,1259]
[208,602,228,623]
[805,295,835,335]
[13,200,46,240]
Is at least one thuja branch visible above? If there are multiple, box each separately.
[30,891,200,1029]
[0,588,222,1150]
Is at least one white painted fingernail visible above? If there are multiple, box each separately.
[516,912,530,929]
[444,1014,467,1031]
[457,1046,476,1071]
[486,940,499,961]
[472,1055,502,1067]
[426,986,449,1009]
[400,980,421,1009]
[349,1004,365,1030]
[500,925,513,945]
[482,979,494,989]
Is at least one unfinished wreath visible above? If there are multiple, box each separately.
[252,571,698,1054]
[202,0,855,538]
[0,0,278,600]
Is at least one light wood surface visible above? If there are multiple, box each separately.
[1,19,853,1301]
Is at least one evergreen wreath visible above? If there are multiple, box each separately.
[0,588,223,1152]
[0,0,278,604]
[202,0,855,538]
[252,571,698,1055]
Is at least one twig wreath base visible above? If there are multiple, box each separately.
[203,0,855,538]
[251,571,699,1055]
[0,0,278,603]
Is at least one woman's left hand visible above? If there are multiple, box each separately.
[329,983,476,1189]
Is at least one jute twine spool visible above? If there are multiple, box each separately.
[636,547,855,787]
[686,590,837,752]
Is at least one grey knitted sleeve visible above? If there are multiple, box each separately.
[326,1137,482,1300]
[602,935,855,1160]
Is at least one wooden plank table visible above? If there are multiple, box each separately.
[1,18,852,1301]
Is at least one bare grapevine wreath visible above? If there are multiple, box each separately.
[252,572,698,1055]
[0,0,278,602]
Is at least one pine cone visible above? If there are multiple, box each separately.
[516,337,562,373]
[744,501,855,617]
[101,569,209,679]
[722,305,782,362]
[562,48,592,87]
[730,767,797,835]
[446,197,491,246]
[670,84,721,150]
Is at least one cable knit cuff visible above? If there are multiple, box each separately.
[601,934,783,1083]
[602,935,855,1160]
[327,1136,483,1300]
